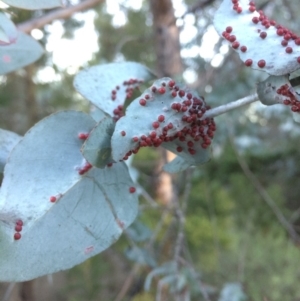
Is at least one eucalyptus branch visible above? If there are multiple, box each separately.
[203,93,259,119]
[17,0,104,33]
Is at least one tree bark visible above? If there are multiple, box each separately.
[149,0,183,205]
[150,0,182,77]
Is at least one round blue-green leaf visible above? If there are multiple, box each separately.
[81,116,115,168]
[0,111,138,281]
[0,32,44,75]
[73,62,156,116]
[111,77,213,170]
[163,156,193,174]
[214,0,300,76]
[0,12,17,45]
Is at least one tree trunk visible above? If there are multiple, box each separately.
[149,0,183,205]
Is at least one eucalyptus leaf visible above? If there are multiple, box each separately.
[74,62,156,116]
[0,129,21,173]
[0,12,17,45]
[163,156,194,173]
[0,111,138,281]
[81,116,115,168]
[0,32,44,75]
[214,0,300,76]
[256,75,290,106]
[125,247,156,267]
[2,0,62,10]
[111,77,214,170]
[218,283,247,301]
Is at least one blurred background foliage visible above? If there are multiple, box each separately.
[1,0,300,300]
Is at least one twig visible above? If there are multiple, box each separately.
[17,0,104,33]
[113,263,141,301]
[2,283,15,301]
[203,93,259,119]
[173,169,193,266]
[229,136,300,244]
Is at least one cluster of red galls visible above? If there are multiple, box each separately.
[119,79,216,161]
[110,78,144,121]
[13,219,23,240]
[222,0,300,68]
[277,84,300,113]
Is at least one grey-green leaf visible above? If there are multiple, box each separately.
[0,111,138,281]
[81,116,115,168]
[0,32,44,75]
[257,75,290,106]
[73,62,156,116]
[0,129,21,173]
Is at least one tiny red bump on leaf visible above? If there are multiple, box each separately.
[297,57,300,63]
[14,233,21,240]
[178,90,185,97]
[171,91,177,97]
[151,86,157,93]
[277,28,284,36]
[244,59,253,66]
[232,41,240,49]
[257,60,266,68]
[176,146,183,152]
[50,196,57,203]
[158,115,165,122]
[281,40,288,46]
[16,220,23,226]
[132,137,139,142]
[150,131,157,138]
[152,121,160,129]
[171,103,177,110]
[15,225,22,232]
[187,141,194,147]
[129,187,136,193]
[139,99,146,106]
[167,123,173,129]
[226,26,233,33]
[286,47,293,53]
[228,35,236,42]
[240,46,247,52]
[252,17,259,24]
[107,163,113,167]
[78,133,89,140]
[121,131,126,136]
[295,38,300,45]
[145,94,150,100]
[158,87,166,94]
[249,6,255,12]
[186,93,193,100]
[260,32,267,39]
[188,148,196,155]
[236,7,242,13]
[168,80,176,87]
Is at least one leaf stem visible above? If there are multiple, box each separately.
[204,93,259,119]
